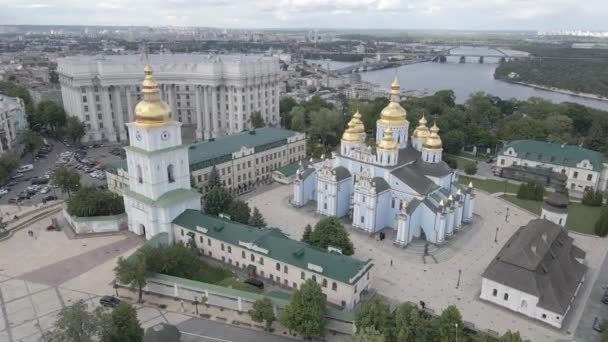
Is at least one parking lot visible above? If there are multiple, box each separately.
[0,137,125,207]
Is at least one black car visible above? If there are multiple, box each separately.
[244,278,264,289]
[31,178,49,185]
[43,195,58,202]
[99,296,121,308]
[593,317,605,332]
[602,290,608,304]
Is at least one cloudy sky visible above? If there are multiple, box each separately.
[0,0,606,30]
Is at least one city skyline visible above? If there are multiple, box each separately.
[1,0,607,31]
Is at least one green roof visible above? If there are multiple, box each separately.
[500,140,606,171]
[275,162,300,177]
[104,127,300,174]
[123,188,200,207]
[172,209,373,284]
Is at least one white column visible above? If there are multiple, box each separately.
[86,88,99,141]
[203,86,211,139]
[113,86,126,141]
[195,86,203,140]
[211,86,218,138]
[228,86,234,134]
[101,87,116,142]
[126,87,134,122]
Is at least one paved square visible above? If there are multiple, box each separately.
[246,185,608,342]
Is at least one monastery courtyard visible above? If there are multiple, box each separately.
[247,185,608,342]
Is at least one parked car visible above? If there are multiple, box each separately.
[43,195,58,202]
[6,180,17,187]
[39,186,50,194]
[99,296,121,308]
[8,197,18,204]
[602,289,608,304]
[18,192,31,200]
[11,173,24,179]
[244,278,264,289]
[593,317,605,332]
[17,164,34,173]
[31,178,49,185]
[0,189,8,196]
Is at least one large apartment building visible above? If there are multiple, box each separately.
[0,95,27,154]
[106,127,307,195]
[57,54,281,143]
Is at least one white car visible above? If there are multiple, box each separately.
[39,186,50,194]
[0,189,8,196]
[17,164,34,172]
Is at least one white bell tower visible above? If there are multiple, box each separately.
[122,65,201,241]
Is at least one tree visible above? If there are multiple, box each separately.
[437,305,464,342]
[309,108,341,150]
[289,106,307,132]
[354,327,385,342]
[309,217,354,255]
[208,166,222,190]
[43,300,105,342]
[582,190,603,206]
[250,111,265,128]
[17,129,42,154]
[66,187,124,217]
[205,187,233,216]
[227,199,251,224]
[394,303,433,342]
[280,279,326,339]
[500,330,530,342]
[442,130,466,155]
[595,207,608,237]
[51,167,81,199]
[355,297,392,337]
[249,297,276,331]
[37,100,67,132]
[114,255,147,303]
[301,224,313,243]
[65,116,86,144]
[249,207,267,228]
[0,154,18,183]
[280,97,298,128]
[464,162,478,175]
[107,303,144,342]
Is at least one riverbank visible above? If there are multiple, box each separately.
[499,79,608,103]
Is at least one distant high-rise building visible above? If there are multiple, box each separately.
[57,54,281,143]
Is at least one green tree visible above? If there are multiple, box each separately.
[249,297,276,331]
[582,190,603,206]
[280,279,326,339]
[394,303,433,342]
[464,162,478,175]
[309,108,341,149]
[0,154,18,183]
[595,207,608,237]
[301,224,313,243]
[250,111,265,129]
[289,106,307,132]
[17,129,43,154]
[107,303,144,342]
[43,300,104,342]
[37,100,67,132]
[310,217,354,255]
[114,255,147,303]
[66,187,124,217]
[249,207,267,228]
[442,130,465,155]
[280,97,298,128]
[354,326,385,342]
[65,116,86,144]
[51,167,81,199]
[437,305,464,342]
[208,166,222,190]
[355,297,392,337]
[0,80,35,120]
[227,199,251,224]
[205,187,233,216]
[500,330,530,342]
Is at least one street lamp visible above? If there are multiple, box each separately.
[194,296,200,315]
[454,323,459,342]
[494,227,499,243]
[505,207,509,222]
[113,281,119,297]
[456,269,461,289]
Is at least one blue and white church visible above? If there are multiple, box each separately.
[293,77,476,246]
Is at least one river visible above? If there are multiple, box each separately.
[306,47,608,111]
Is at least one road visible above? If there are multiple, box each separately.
[0,137,123,206]
[178,317,297,342]
[575,251,608,342]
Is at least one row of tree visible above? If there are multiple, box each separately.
[354,297,528,342]
[516,182,545,201]
[204,166,267,227]
[66,187,125,217]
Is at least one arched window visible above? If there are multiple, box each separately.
[136,165,143,184]
[433,154,436,162]
[492,289,497,297]
[503,293,509,301]
[387,155,391,164]
[167,164,175,183]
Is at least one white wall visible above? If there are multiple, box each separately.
[63,209,127,234]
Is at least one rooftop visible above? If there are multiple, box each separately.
[58,54,277,66]
[500,140,606,171]
[172,209,373,284]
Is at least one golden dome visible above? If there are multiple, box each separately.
[348,110,365,135]
[377,127,398,151]
[134,65,172,127]
[380,75,407,125]
[341,122,361,143]
[423,123,442,149]
[412,115,430,139]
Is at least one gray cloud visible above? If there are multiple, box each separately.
[0,0,605,30]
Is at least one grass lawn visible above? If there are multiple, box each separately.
[459,176,519,194]
[500,194,603,235]
[216,278,263,294]
[198,262,233,284]
[446,154,478,170]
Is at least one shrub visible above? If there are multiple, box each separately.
[443,156,458,170]
[66,187,124,217]
[595,208,608,237]
[464,162,478,175]
[582,190,603,206]
[517,182,544,201]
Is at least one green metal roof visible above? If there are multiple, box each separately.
[172,209,373,284]
[123,188,200,208]
[275,162,300,177]
[104,127,300,174]
[500,140,606,171]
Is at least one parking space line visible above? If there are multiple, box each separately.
[180,331,233,342]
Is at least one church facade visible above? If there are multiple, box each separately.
[293,78,475,246]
